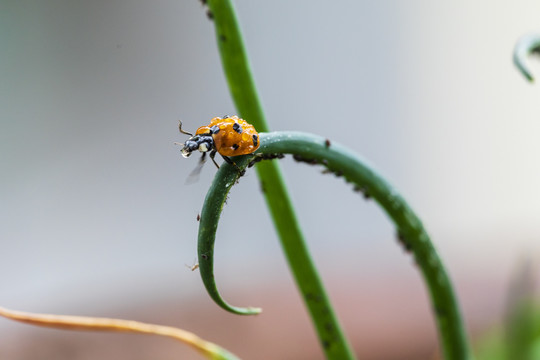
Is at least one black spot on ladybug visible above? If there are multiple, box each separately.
[232,122,243,134]
[210,125,220,134]
[252,134,258,147]
[232,144,239,150]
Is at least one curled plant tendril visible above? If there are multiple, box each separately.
[198,131,471,360]
[514,33,540,82]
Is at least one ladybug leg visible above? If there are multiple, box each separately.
[221,155,245,176]
[200,151,207,163]
[185,152,207,184]
[209,150,220,169]
[220,155,237,168]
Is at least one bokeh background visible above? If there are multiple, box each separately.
[1,1,540,359]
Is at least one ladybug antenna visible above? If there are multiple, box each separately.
[178,121,193,136]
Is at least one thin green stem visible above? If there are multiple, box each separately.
[204,1,356,358]
[198,131,472,360]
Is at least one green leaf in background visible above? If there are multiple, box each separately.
[474,260,540,360]
[505,261,540,360]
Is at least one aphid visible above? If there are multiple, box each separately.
[178,115,260,170]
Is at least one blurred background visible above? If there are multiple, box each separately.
[1,1,540,359]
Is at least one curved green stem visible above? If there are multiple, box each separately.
[514,33,540,82]
[205,0,356,358]
[199,131,472,360]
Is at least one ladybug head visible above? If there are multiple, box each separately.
[181,135,213,158]
[178,122,215,158]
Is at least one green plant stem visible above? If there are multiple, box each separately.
[513,33,540,82]
[198,131,472,360]
[205,1,356,358]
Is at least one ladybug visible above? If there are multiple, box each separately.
[178,115,260,169]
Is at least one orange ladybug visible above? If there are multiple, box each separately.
[179,115,260,168]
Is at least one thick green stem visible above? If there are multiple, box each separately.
[198,132,472,360]
[205,1,356,358]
